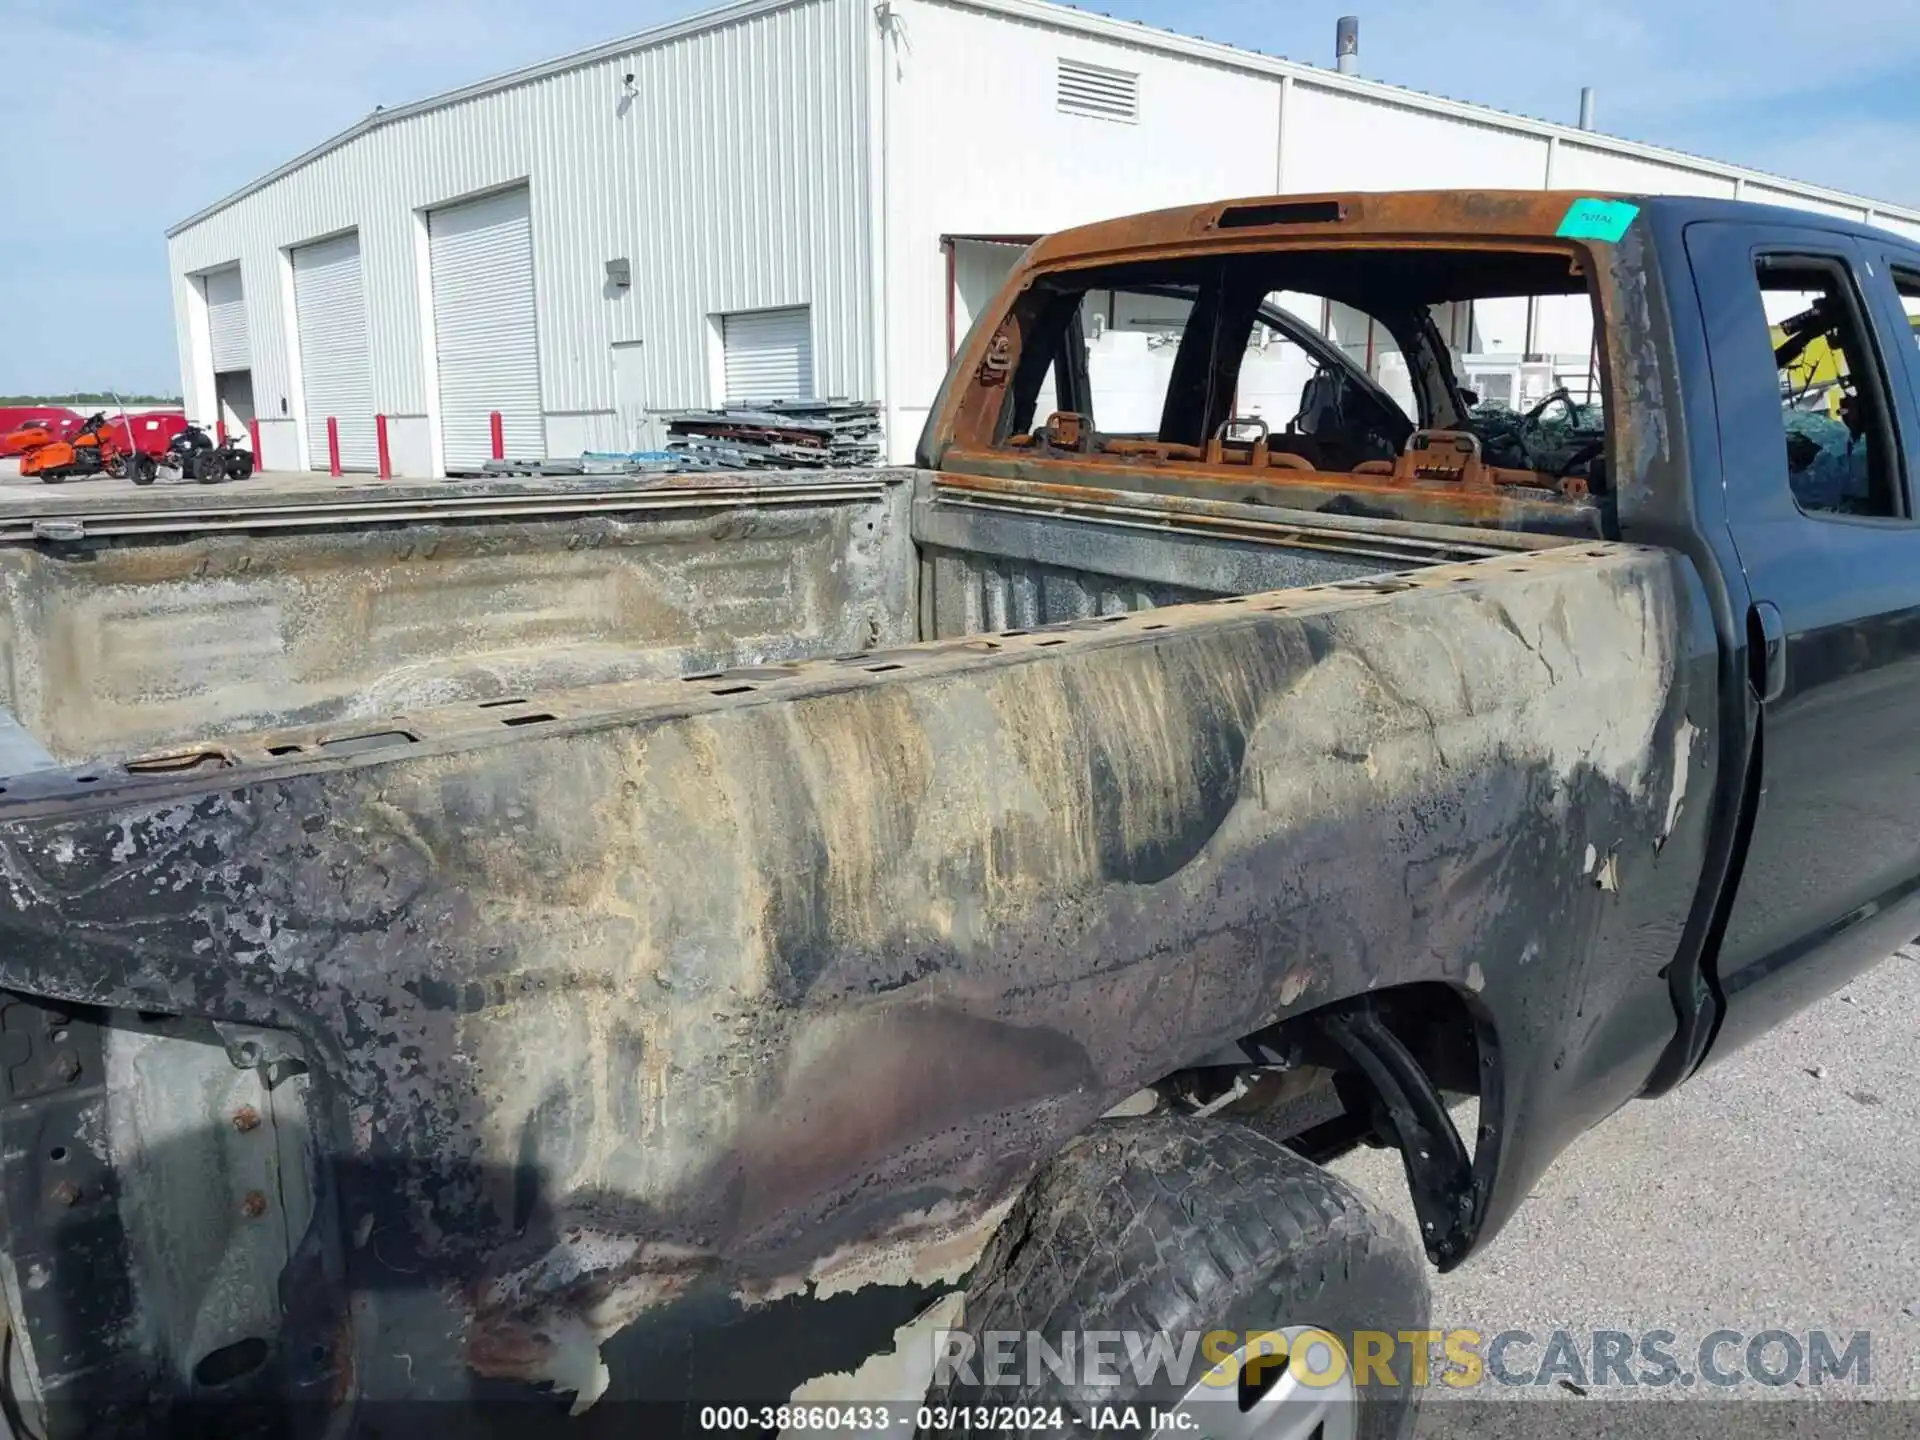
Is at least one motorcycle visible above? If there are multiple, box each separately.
[18,412,153,485]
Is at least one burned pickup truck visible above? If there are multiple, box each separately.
[2,189,1919,1437]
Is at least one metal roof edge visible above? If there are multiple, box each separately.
[166,0,815,238]
[937,0,1920,225]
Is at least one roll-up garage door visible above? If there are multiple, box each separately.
[292,232,375,470]
[430,187,542,470]
[721,307,813,403]
[204,266,249,372]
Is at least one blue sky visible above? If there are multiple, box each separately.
[6,0,1920,396]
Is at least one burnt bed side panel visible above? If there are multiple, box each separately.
[0,479,916,764]
[0,543,1712,1416]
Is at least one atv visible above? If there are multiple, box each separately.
[161,424,252,484]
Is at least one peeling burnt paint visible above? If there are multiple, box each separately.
[0,538,1717,1420]
[0,476,914,764]
[928,189,1638,543]
[1597,225,1673,511]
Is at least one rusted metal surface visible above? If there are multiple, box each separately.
[929,470,1572,552]
[0,537,1717,1421]
[909,471,1553,636]
[940,450,1605,535]
[1022,189,1610,269]
[0,477,916,763]
[0,466,899,524]
[0,189,1739,1428]
[922,189,1626,535]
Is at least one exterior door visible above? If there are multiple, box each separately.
[203,265,249,374]
[291,232,376,471]
[1686,220,1920,1058]
[612,341,650,451]
[430,186,543,471]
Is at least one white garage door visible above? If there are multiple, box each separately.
[430,187,542,470]
[292,232,375,470]
[722,307,813,404]
[204,265,249,372]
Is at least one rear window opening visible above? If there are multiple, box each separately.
[1757,256,1903,519]
[987,245,1610,530]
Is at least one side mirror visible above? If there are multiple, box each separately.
[1459,387,1481,408]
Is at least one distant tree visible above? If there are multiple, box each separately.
[0,392,182,406]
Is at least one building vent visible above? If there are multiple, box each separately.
[1057,58,1138,123]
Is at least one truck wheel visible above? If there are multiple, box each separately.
[923,1119,1429,1440]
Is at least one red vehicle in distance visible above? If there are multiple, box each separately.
[120,410,191,457]
[0,408,82,458]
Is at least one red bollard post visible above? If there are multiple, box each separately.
[376,414,392,480]
[326,417,342,477]
[247,419,261,474]
[216,419,228,446]
[489,411,504,461]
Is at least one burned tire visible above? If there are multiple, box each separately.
[923,1119,1429,1440]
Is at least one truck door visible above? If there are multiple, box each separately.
[1685,220,1920,1060]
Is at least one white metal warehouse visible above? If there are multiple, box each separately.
[166,0,1920,475]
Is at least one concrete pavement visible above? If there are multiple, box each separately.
[1336,948,1920,1430]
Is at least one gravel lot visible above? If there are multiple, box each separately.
[1335,947,1920,1436]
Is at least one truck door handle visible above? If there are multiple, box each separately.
[1748,601,1787,703]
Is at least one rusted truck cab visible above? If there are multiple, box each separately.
[3,191,1920,1437]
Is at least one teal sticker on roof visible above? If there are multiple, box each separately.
[1556,197,1640,243]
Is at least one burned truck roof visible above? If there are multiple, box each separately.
[1017,189,1904,270]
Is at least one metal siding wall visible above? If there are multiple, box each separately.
[430,187,543,468]
[1550,144,1738,200]
[204,266,250,371]
[881,0,1284,459]
[168,0,1920,472]
[166,0,872,473]
[1744,185,1868,222]
[292,233,377,470]
[878,1,1920,460]
[1280,86,1548,193]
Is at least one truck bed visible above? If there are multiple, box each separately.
[0,460,1710,1429]
[0,468,1566,766]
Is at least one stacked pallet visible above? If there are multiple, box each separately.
[661,400,884,469]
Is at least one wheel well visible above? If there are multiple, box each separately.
[1136,982,1495,1268]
